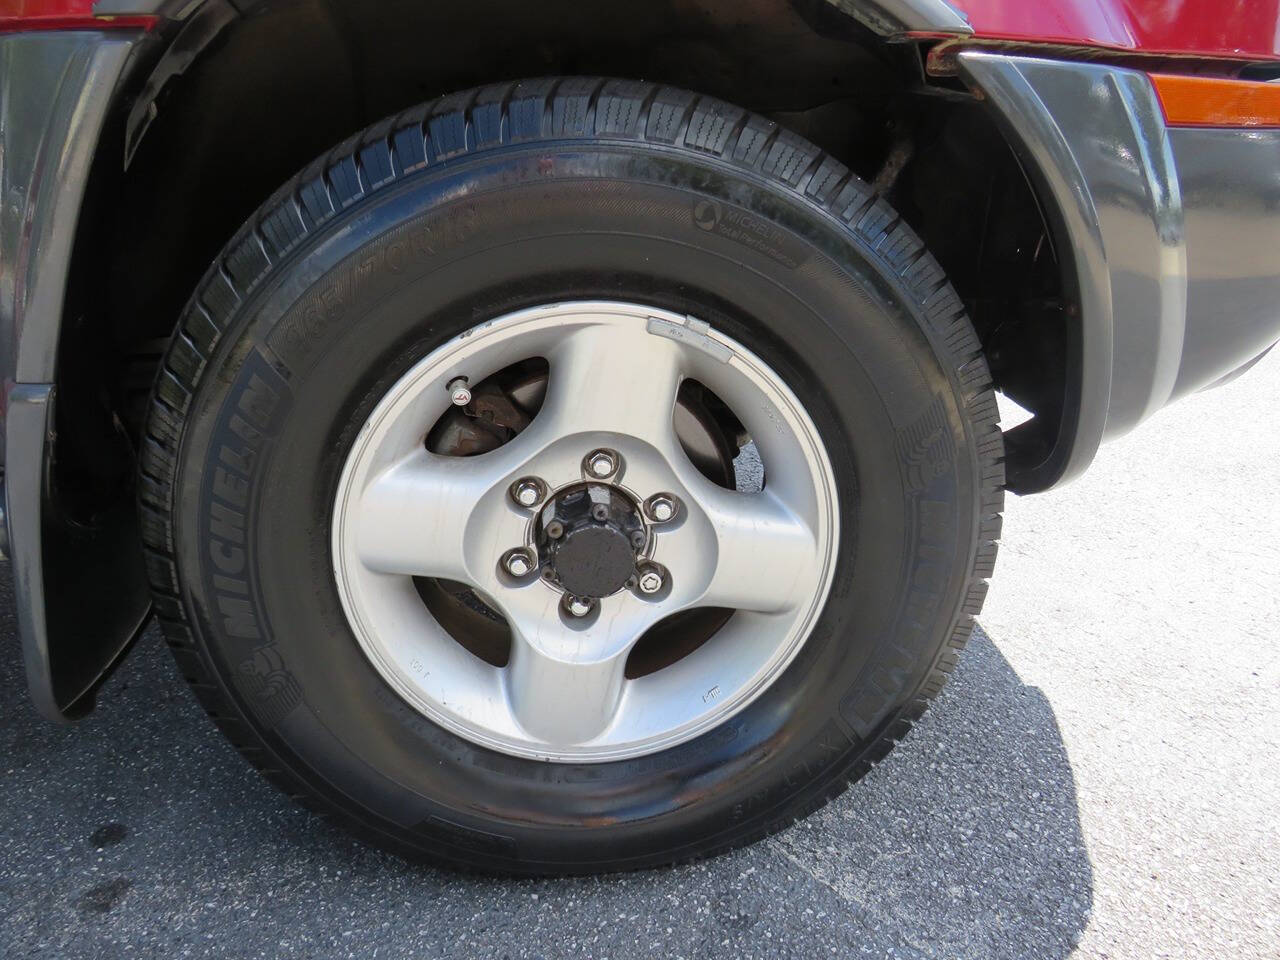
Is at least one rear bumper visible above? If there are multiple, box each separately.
[959,53,1280,491]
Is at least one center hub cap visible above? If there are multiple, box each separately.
[537,483,646,598]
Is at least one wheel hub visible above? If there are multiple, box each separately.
[537,483,646,598]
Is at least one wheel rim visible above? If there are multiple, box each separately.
[332,302,839,761]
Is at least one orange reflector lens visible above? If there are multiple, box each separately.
[1150,73,1280,128]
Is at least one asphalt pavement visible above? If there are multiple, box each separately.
[2,351,1277,959]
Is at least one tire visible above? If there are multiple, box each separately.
[139,77,1004,874]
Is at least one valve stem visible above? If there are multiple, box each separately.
[446,377,472,407]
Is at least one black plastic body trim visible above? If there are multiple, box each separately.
[960,52,1280,492]
[0,31,152,720]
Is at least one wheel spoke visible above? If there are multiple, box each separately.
[351,448,512,581]
[496,611,632,747]
[499,592,656,745]
[537,322,685,452]
[505,639,630,746]
[693,483,820,615]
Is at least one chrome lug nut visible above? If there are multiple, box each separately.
[565,595,595,618]
[585,449,618,479]
[503,549,535,577]
[510,478,544,508]
[446,376,472,407]
[638,569,664,595]
[646,494,678,523]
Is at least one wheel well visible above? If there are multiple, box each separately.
[58,0,1072,504]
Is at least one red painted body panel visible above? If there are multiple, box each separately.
[0,0,153,29]
[0,0,94,17]
[2,0,1279,60]
[956,0,1280,61]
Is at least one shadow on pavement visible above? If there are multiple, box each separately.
[0,565,1092,959]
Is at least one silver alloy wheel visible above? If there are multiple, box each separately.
[332,302,839,762]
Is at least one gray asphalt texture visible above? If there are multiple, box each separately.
[3,352,1279,959]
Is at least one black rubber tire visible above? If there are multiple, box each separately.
[139,77,1004,875]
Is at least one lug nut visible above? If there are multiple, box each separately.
[646,494,678,523]
[511,478,544,508]
[565,596,595,618]
[446,377,472,407]
[586,450,618,478]
[638,569,664,595]
[503,549,534,577]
